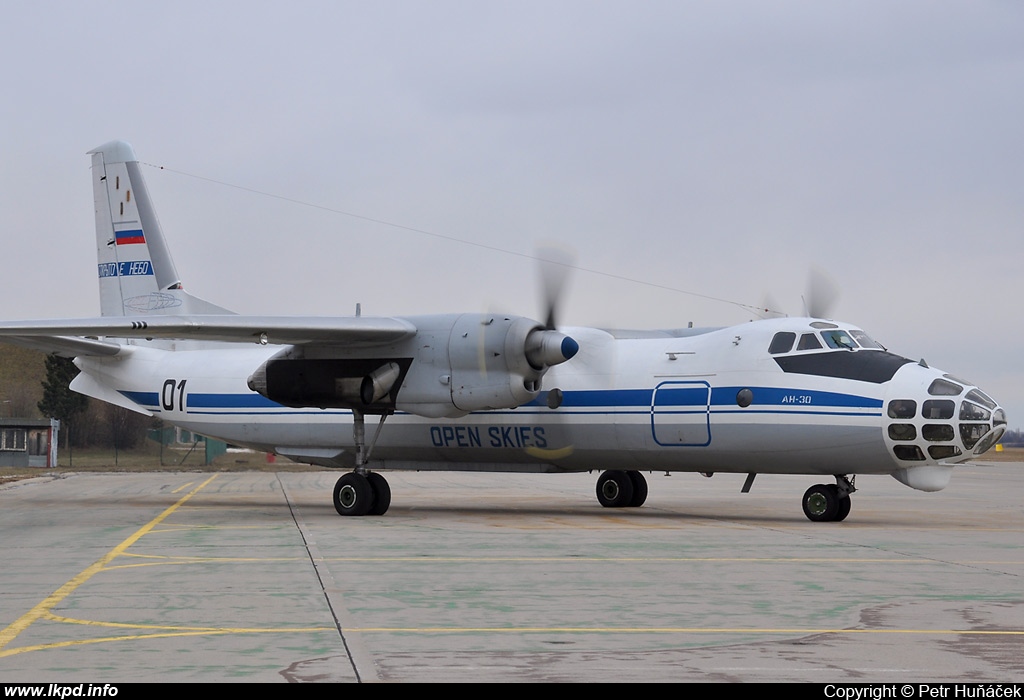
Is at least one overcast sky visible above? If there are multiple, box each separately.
[1,1,1022,426]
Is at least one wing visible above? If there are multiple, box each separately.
[0,315,417,349]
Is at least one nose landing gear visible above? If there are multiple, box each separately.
[802,475,855,522]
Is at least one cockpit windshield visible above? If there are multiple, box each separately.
[850,330,883,350]
[768,327,886,355]
[768,325,912,383]
[820,329,857,350]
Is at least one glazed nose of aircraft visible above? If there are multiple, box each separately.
[885,373,1007,464]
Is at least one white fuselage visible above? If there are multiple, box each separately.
[74,317,1004,491]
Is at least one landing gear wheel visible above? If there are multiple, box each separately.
[366,472,391,516]
[596,470,634,508]
[833,487,852,522]
[802,483,839,522]
[627,471,648,507]
[334,472,373,516]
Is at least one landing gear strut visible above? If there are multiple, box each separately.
[596,470,648,508]
[801,475,855,522]
[333,409,392,516]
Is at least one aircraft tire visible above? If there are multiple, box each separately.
[334,473,373,516]
[802,483,839,522]
[596,470,634,508]
[367,472,391,516]
[626,471,648,507]
[833,487,852,522]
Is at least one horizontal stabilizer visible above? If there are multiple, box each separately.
[0,335,125,357]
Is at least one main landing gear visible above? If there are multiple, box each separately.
[333,471,391,516]
[595,470,648,508]
[333,408,392,516]
[801,475,855,522]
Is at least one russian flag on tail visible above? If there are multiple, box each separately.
[115,229,146,245]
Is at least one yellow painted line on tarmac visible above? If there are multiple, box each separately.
[346,626,1024,637]
[149,523,283,534]
[0,474,219,655]
[0,628,332,658]
[171,481,194,494]
[317,556,952,563]
[46,613,330,633]
[118,551,305,562]
[103,553,305,571]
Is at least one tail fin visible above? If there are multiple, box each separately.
[89,140,232,317]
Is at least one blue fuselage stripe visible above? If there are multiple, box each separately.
[120,386,881,414]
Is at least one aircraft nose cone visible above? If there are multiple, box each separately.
[885,371,1007,464]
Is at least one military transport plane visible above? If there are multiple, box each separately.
[0,141,1008,521]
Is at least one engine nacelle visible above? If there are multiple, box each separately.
[247,349,411,414]
[245,313,578,418]
[447,315,561,412]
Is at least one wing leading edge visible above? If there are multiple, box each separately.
[0,315,417,348]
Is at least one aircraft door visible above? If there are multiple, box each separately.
[651,381,712,446]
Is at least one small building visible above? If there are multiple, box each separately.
[0,418,59,468]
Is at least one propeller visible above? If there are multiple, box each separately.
[803,267,841,319]
[757,292,787,319]
[536,246,574,330]
[526,246,578,368]
[756,267,841,320]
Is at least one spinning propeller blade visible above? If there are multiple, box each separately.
[536,246,574,330]
[804,267,841,319]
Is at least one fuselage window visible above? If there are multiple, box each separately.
[928,445,962,460]
[887,399,917,419]
[922,424,955,442]
[922,399,955,420]
[797,333,822,351]
[960,424,989,450]
[768,332,796,354]
[965,389,996,410]
[959,402,991,421]
[888,424,916,440]
[893,445,926,461]
[928,379,963,396]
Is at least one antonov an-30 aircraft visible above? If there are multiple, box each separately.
[0,141,1008,521]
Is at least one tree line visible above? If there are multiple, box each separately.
[35,354,151,449]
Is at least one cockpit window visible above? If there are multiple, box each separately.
[820,330,857,350]
[768,332,796,354]
[797,333,822,351]
[928,378,963,396]
[850,330,883,350]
